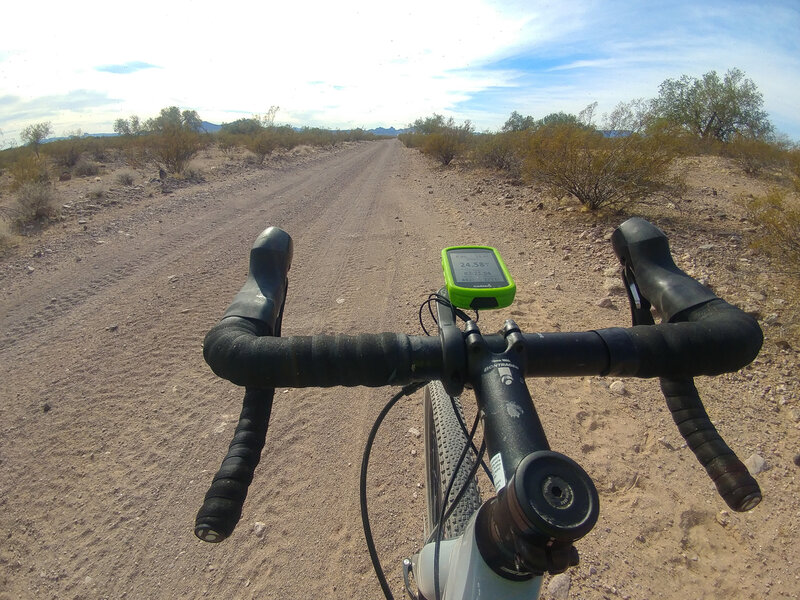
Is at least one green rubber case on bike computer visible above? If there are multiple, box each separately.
[442,246,516,310]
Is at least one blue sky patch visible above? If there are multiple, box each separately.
[96,61,160,75]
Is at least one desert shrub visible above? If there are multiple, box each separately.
[217,132,242,156]
[422,132,464,165]
[121,137,149,169]
[785,148,800,192]
[247,132,278,164]
[12,182,58,227]
[74,159,100,177]
[398,132,423,148]
[726,135,786,175]
[46,139,83,168]
[522,123,679,210]
[0,220,14,254]
[744,188,800,270]
[182,166,204,181]
[116,171,135,186]
[9,154,49,191]
[472,131,528,176]
[149,128,203,174]
[403,114,474,164]
[273,126,300,150]
[87,186,104,199]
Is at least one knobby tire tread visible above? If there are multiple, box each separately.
[423,381,481,539]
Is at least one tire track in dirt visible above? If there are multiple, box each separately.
[0,140,460,600]
[0,143,381,353]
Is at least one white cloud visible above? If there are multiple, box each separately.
[1,0,798,138]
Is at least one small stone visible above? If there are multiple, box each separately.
[408,427,421,438]
[744,454,767,475]
[610,381,626,396]
[106,324,119,332]
[26,266,35,274]
[410,449,417,456]
[252,522,267,537]
[658,437,675,451]
[547,572,571,599]
[597,297,614,309]
[43,402,51,413]
[716,510,730,527]
[793,454,800,468]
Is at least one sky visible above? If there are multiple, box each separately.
[1,0,799,145]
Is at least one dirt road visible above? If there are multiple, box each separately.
[1,140,798,599]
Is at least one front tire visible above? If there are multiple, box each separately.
[423,381,481,540]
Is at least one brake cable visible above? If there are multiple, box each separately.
[360,382,425,600]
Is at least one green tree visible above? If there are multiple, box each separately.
[114,115,144,136]
[220,118,264,135]
[411,113,451,135]
[651,68,772,142]
[20,122,53,157]
[502,111,536,132]
[114,118,132,136]
[536,112,582,128]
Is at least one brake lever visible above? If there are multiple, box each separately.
[620,265,654,326]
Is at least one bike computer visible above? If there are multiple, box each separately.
[441,246,516,309]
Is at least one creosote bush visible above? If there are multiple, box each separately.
[0,220,14,254]
[116,171,135,186]
[726,135,786,175]
[422,132,464,166]
[247,132,278,164]
[150,128,204,174]
[471,131,528,177]
[12,182,58,227]
[744,188,800,270]
[74,159,100,177]
[522,124,680,210]
[9,154,49,191]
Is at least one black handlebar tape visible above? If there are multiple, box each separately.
[603,300,763,379]
[204,313,762,390]
[611,218,717,322]
[195,387,273,542]
[660,377,761,512]
[204,316,443,388]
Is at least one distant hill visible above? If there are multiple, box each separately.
[369,126,411,137]
[200,121,221,133]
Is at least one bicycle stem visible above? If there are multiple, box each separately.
[460,319,599,578]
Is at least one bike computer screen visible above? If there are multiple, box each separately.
[442,246,516,309]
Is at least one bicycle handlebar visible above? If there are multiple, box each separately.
[194,219,763,544]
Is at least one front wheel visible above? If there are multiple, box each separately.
[423,381,481,540]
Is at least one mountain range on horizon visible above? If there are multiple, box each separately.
[39,122,411,143]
